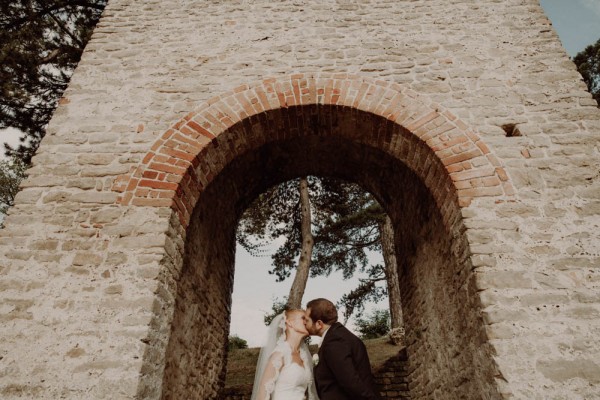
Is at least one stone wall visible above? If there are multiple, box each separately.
[0,0,599,399]
[395,176,498,398]
[375,348,411,399]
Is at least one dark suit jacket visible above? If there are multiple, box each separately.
[314,322,381,400]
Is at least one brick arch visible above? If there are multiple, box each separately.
[112,73,514,229]
[116,74,514,399]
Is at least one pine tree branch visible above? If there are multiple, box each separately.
[48,12,85,49]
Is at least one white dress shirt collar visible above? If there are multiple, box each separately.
[318,326,331,348]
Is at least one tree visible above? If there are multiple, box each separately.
[228,335,248,350]
[0,0,108,163]
[314,182,402,328]
[0,157,27,223]
[355,309,390,340]
[573,37,600,107]
[237,176,403,327]
[238,177,316,310]
[288,177,314,308]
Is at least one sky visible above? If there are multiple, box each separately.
[540,0,600,57]
[1,1,599,347]
[0,127,22,161]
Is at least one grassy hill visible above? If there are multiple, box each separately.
[225,336,402,389]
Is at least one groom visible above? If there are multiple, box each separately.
[305,298,381,400]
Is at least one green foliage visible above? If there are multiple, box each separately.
[338,264,388,323]
[310,179,386,281]
[228,335,249,350]
[238,176,390,322]
[263,298,288,326]
[0,0,108,163]
[238,176,387,293]
[238,176,390,323]
[573,37,600,107]
[355,309,390,340]
[0,157,27,221]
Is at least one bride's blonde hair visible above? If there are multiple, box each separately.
[285,308,304,318]
[284,308,305,334]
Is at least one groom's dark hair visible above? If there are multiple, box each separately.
[306,298,338,325]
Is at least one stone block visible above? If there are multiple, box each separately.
[71,191,119,204]
[90,208,123,224]
[42,191,73,203]
[72,252,104,266]
[80,164,131,177]
[12,189,43,204]
[537,358,600,384]
[112,235,167,249]
[476,270,533,290]
[28,240,59,251]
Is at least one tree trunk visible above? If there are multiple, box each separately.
[287,177,314,309]
[379,215,403,328]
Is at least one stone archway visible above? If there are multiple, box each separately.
[112,74,513,399]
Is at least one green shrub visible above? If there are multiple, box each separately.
[355,309,390,340]
[228,335,248,350]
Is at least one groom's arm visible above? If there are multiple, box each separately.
[322,337,380,399]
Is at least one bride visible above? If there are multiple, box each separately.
[251,309,319,400]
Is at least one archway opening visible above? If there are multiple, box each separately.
[224,172,405,399]
[135,103,501,399]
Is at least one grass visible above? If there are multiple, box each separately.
[224,336,401,389]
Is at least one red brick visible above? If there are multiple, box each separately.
[458,197,473,207]
[450,166,495,182]
[149,162,187,175]
[187,120,216,139]
[429,135,468,152]
[482,176,502,187]
[455,180,472,190]
[142,152,155,164]
[126,177,139,192]
[233,84,249,93]
[160,147,196,162]
[352,82,369,108]
[441,148,482,167]
[121,192,133,205]
[446,164,464,173]
[406,110,439,132]
[495,167,509,182]
[131,198,173,207]
[135,188,150,197]
[142,170,159,179]
[138,179,179,191]
[457,186,504,198]
[475,140,490,154]
[163,129,176,140]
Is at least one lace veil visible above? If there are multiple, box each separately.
[251,312,287,400]
[250,312,319,400]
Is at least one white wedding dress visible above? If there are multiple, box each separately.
[251,313,319,400]
[268,342,313,400]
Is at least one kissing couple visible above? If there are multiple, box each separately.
[250,298,382,400]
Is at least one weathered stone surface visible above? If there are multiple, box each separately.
[72,252,103,266]
[477,271,533,290]
[77,154,116,165]
[0,0,599,399]
[537,359,600,384]
[90,208,122,224]
[70,191,119,204]
[12,189,43,204]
